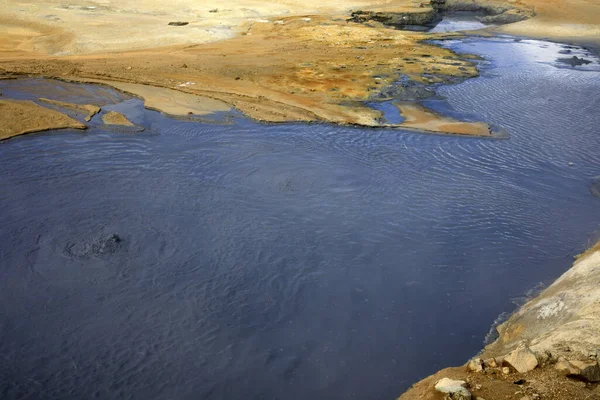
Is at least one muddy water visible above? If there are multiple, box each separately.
[0,39,599,400]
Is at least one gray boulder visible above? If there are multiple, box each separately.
[569,360,600,382]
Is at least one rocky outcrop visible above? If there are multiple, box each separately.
[439,0,534,23]
[399,243,600,399]
[350,9,441,29]
[350,0,533,31]
[482,243,600,361]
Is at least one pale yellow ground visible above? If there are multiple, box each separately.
[0,0,399,55]
[495,0,600,44]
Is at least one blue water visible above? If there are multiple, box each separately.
[0,38,599,400]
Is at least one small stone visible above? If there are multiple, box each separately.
[484,358,497,369]
[434,378,472,400]
[555,360,580,375]
[568,162,574,166]
[126,66,132,70]
[168,21,189,26]
[468,358,484,373]
[504,345,539,373]
[502,367,511,375]
[569,360,600,382]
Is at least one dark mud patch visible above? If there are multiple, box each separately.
[64,233,123,260]
[558,56,593,67]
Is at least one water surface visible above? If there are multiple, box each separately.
[0,38,599,400]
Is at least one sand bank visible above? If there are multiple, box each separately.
[0,99,86,140]
[395,102,492,136]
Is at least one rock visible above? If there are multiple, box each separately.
[467,358,484,373]
[502,367,511,375]
[568,360,600,382]
[555,359,581,375]
[534,350,553,365]
[568,162,574,166]
[168,21,189,26]
[434,378,472,400]
[504,345,539,373]
[483,358,497,369]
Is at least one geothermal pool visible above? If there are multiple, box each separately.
[0,38,599,399]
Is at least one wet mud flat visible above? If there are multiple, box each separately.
[0,38,599,400]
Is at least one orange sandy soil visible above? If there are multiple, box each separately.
[0,99,86,140]
[0,0,598,131]
[102,111,135,127]
[0,0,488,130]
[38,98,100,121]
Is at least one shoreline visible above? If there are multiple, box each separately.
[398,240,600,399]
[0,0,598,136]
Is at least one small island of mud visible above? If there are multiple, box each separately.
[0,99,85,140]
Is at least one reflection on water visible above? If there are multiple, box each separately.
[0,39,599,400]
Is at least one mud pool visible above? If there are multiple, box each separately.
[0,38,599,400]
